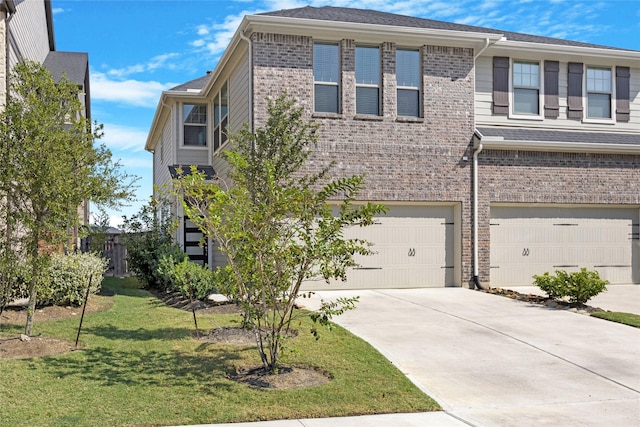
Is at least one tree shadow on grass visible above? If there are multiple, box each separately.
[81,324,194,341]
[34,345,243,393]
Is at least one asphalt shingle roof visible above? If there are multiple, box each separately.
[260,6,634,51]
[477,127,640,145]
[170,73,212,92]
[43,51,88,86]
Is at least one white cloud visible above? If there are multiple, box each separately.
[106,53,180,78]
[191,9,265,57]
[52,7,65,14]
[91,71,178,108]
[100,123,150,152]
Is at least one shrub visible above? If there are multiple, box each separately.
[121,197,186,289]
[38,252,108,306]
[157,256,216,300]
[533,268,608,305]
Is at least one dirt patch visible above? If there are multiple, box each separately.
[0,336,80,359]
[198,326,256,345]
[0,294,114,325]
[229,365,331,389]
[0,294,113,359]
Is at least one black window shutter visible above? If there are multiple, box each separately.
[544,61,559,118]
[493,57,509,115]
[616,66,630,122]
[567,62,583,119]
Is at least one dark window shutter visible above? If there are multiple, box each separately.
[616,66,630,122]
[544,61,559,118]
[493,57,509,115]
[567,62,583,119]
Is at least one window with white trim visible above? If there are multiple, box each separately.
[586,67,612,119]
[213,82,228,151]
[356,45,380,116]
[512,61,540,115]
[396,49,420,117]
[183,103,207,146]
[313,42,340,113]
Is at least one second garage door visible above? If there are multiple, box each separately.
[490,205,639,286]
[304,204,458,290]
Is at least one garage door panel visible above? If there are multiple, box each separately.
[491,206,639,285]
[303,205,456,290]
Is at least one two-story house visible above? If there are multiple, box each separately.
[145,6,639,289]
[0,0,93,247]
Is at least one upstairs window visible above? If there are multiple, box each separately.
[356,46,380,116]
[314,43,340,113]
[586,67,612,119]
[512,61,540,115]
[183,104,207,146]
[213,82,228,151]
[396,49,420,117]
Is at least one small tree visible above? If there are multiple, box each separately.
[0,61,135,335]
[121,195,184,289]
[174,94,386,373]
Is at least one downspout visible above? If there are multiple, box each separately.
[471,37,491,291]
[238,31,254,135]
[472,138,485,290]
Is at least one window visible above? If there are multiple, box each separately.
[213,82,228,151]
[396,49,420,117]
[586,67,612,119]
[356,46,380,115]
[314,43,340,113]
[512,61,540,115]
[183,103,207,146]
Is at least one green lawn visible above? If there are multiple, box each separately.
[591,311,640,328]
[0,277,439,426]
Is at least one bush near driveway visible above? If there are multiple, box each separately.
[533,268,608,305]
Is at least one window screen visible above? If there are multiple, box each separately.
[356,46,380,115]
[314,43,340,113]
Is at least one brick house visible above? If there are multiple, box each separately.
[145,6,640,289]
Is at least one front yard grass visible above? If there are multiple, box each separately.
[591,311,640,328]
[0,276,439,426]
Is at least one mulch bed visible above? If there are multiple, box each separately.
[480,287,605,314]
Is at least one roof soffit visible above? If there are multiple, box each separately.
[485,41,640,65]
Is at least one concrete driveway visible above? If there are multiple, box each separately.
[303,285,640,426]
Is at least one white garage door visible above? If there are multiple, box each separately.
[304,204,457,290]
[490,206,640,285]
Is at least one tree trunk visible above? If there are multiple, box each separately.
[24,234,42,337]
[24,280,37,336]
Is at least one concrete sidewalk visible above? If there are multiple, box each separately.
[187,285,640,427]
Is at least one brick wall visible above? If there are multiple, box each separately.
[252,32,478,283]
[476,150,640,282]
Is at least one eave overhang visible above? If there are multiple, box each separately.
[243,14,504,48]
[474,129,640,155]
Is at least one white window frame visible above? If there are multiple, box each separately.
[213,82,229,152]
[313,42,341,114]
[182,102,208,148]
[509,59,543,120]
[396,48,421,118]
[355,45,381,116]
[584,65,614,123]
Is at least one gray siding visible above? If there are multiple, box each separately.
[475,55,640,131]
[10,0,50,67]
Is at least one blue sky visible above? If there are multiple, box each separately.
[51,0,640,226]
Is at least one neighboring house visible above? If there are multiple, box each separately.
[145,6,640,289]
[0,0,92,248]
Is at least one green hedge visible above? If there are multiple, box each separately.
[38,252,108,306]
